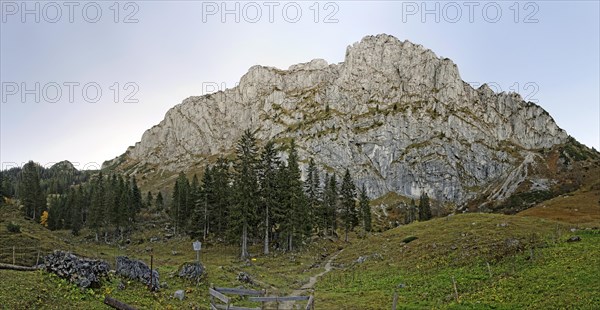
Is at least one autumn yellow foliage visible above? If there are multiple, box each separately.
[40,211,48,227]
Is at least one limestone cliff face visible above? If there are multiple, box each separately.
[104,34,568,206]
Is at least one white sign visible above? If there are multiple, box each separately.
[193,240,202,251]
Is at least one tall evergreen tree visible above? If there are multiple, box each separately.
[196,166,214,240]
[418,192,432,221]
[18,161,46,220]
[89,172,106,241]
[324,173,338,236]
[146,191,153,209]
[232,130,260,259]
[155,191,164,211]
[407,198,417,224]
[130,177,143,214]
[71,186,84,235]
[171,172,190,235]
[304,158,322,234]
[359,184,372,232]
[258,140,280,254]
[340,168,357,242]
[284,140,310,251]
[212,157,231,237]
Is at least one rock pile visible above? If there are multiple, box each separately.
[44,251,110,288]
[115,256,160,291]
[237,272,254,284]
[178,262,205,281]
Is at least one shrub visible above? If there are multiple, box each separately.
[402,236,418,243]
[6,222,21,233]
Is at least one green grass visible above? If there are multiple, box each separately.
[2,202,599,309]
[314,214,600,309]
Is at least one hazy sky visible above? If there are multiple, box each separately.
[1,0,599,169]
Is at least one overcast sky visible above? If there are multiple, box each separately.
[1,0,598,169]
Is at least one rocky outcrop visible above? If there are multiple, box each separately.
[44,251,110,288]
[103,34,568,206]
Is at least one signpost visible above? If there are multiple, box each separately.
[193,240,202,285]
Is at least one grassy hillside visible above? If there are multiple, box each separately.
[315,214,599,309]
[2,187,599,309]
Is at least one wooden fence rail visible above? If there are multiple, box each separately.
[209,286,314,310]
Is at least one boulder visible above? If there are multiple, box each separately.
[115,256,160,291]
[178,262,205,281]
[174,289,185,301]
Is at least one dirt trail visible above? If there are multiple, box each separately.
[280,249,343,309]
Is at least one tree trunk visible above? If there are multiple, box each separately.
[203,203,208,241]
[264,205,269,255]
[345,226,349,243]
[241,223,249,259]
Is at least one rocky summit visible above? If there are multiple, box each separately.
[103,34,588,210]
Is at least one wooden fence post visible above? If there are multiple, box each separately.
[150,255,154,291]
[452,276,459,302]
[392,290,398,310]
[12,246,15,265]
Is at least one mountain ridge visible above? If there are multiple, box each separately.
[103,34,592,211]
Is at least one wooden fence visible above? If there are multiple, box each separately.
[0,246,50,266]
[209,286,314,310]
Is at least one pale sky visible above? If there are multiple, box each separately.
[1,1,599,169]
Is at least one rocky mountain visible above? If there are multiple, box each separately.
[103,34,597,212]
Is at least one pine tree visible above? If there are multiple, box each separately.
[89,172,106,241]
[418,192,432,221]
[285,140,310,251]
[340,168,357,242]
[18,161,46,220]
[231,129,260,259]
[130,177,143,215]
[359,184,372,232]
[324,173,338,236]
[212,157,231,237]
[196,166,213,240]
[304,158,322,234]
[146,191,154,209]
[258,140,280,255]
[71,186,83,235]
[407,198,417,224]
[188,174,201,233]
[155,191,164,211]
[171,172,190,235]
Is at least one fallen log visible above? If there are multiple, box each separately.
[0,263,41,271]
[103,296,138,310]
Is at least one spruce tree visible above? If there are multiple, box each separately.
[258,140,280,255]
[71,186,83,235]
[212,157,231,237]
[304,158,322,234]
[19,161,46,220]
[340,168,357,242]
[89,172,105,241]
[196,166,214,240]
[130,177,143,214]
[171,172,190,235]
[232,129,259,259]
[155,191,164,211]
[285,140,310,251]
[418,192,432,221]
[407,198,417,224]
[146,191,153,209]
[359,184,372,232]
[324,173,338,236]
